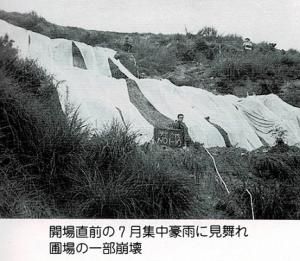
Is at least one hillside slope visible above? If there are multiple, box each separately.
[1,12,300,219]
[1,18,300,150]
[0,10,300,106]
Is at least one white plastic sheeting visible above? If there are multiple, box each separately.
[74,41,113,76]
[0,19,153,143]
[0,19,29,59]
[132,79,264,150]
[237,95,300,147]
[135,79,226,148]
[1,19,300,150]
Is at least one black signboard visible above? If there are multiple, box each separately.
[154,128,184,148]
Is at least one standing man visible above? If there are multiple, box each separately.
[171,114,192,148]
[123,35,133,52]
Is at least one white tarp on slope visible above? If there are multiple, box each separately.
[74,41,113,76]
[1,19,300,149]
[0,19,153,143]
[134,79,226,148]
[116,56,300,150]
[237,95,300,146]
[0,19,29,59]
[133,79,263,150]
[258,94,300,142]
[178,87,263,150]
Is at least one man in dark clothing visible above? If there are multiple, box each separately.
[170,114,192,147]
[124,35,133,52]
[243,38,253,51]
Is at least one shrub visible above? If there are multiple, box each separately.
[197,26,218,40]
[251,154,295,181]
[280,81,300,107]
[215,77,234,94]
[212,52,272,80]
[194,37,209,52]
[175,39,196,62]
[220,180,300,219]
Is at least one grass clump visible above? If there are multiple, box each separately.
[68,123,196,218]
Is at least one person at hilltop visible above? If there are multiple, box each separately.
[243,38,253,51]
[123,35,133,52]
[170,114,192,148]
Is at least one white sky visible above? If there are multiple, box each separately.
[1,0,300,50]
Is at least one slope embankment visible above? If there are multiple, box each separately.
[1,18,300,150]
